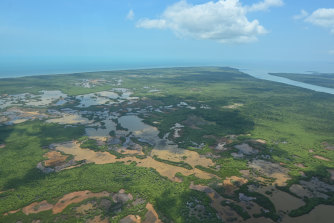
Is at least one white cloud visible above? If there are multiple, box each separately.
[305,8,334,33]
[137,0,283,43]
[247,0,284,12]
[126,9,135,20]
[293,9,308,20]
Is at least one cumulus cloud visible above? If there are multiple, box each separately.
[136,0,283,43]
[293,9,309,20]
[126,9,135,20]
[305,8,334,33]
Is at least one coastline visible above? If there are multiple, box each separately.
[0,65,334,95]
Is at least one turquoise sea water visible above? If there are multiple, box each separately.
[0,59,333,78]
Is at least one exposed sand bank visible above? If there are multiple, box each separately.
[53,141,217,181]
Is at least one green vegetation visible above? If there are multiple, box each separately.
[116,123,128,131]
[0,121,84,190]
[80,138,100,151]
[109,130,116,137]
[221,201,250,220]
[152,155,193,170]
[195,157,247,179]
[143,107,253,148]
[195,165,219,176]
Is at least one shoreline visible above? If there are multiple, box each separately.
[0,66,334,95]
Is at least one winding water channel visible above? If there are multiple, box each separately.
[247,72,334,95]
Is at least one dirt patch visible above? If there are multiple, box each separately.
[9,209,20,214]
[22,200,53,215]
[7,190,110,216]
[129,156,216,181]
[3,209,20,216]
[254,139,266,144]
[0,144,5,149]
[143,203,162,223]
[16,110,40,117]
[38,150,78,173]
[53,190,110,214]
[120,215,141,223]
[116,146,144,156]
[76,202,94,214]
[223,103,243,109]
[223,176,248,194]
[313,155,330,161]
[150,148,214,168]
[53,141,217,181]
[43,151,68,167]
[295,163,306,168]
[46,113,91,125]
[52,141,120,165]
[249,159,290,186]
[173,176,183,183]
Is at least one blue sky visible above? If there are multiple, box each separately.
[0,0,333,75]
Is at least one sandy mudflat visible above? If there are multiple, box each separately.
[54,141,217,181]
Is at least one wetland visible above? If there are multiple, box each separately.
[0,67,334,223]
